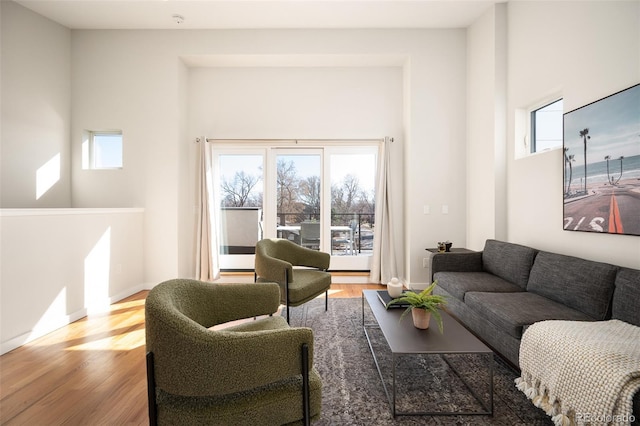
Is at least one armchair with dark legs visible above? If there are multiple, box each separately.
[145,279,322,425]
[255,238,331,323]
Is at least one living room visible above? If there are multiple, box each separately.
[1,0,639,410]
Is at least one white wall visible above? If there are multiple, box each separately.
[188,66,402,139]
[0,209,145,354]
[71,31,184,285]
[69,29,468,286]
[404,33,467,284]
[466,4,508,251]
[1,1,71,208]
[177,60,193,278]
[187,65,404,272]
[0,4,148,354]
[506,1,640,268]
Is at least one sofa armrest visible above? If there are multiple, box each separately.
[432,251,483,275]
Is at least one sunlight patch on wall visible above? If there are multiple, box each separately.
[35,153,60,199]
[84,227,111,315]
[29,287,69,343]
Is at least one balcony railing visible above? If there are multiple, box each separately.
[219,207,375,256]
[277,212,375,255]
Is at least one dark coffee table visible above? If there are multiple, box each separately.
[361,290,494,417]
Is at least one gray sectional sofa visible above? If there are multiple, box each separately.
[431,239,640,415]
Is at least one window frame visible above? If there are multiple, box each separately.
[530,98,564,154]
[82,130,124,170]
[211,140,380,271]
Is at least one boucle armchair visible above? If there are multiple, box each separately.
[255,238,331,323]
[145,279,322,425]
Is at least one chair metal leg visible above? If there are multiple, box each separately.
[325,290,328,311]
[285,268,291,324]
[146,352,158,426]
[301,343,310,426]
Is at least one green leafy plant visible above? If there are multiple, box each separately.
[386,281,447,332]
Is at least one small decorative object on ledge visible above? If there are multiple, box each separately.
[437,241,453,252]
[386,281,447,332]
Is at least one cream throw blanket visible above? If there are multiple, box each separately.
[515,320,640,426]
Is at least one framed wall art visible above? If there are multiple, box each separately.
[563,83,640,236]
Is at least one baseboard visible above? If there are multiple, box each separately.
[1,307,87,355]
[110,283,147,301]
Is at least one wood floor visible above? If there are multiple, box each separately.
[0,282,382,425]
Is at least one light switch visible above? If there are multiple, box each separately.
[442,205,449,214]
[423,205,430,215]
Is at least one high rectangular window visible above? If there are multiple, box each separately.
[531,99,563,153]
[82,130,123,169]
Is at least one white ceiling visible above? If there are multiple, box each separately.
[14,0,502,30]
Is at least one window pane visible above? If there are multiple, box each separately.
[532,99,563,152]
[330,152,376,256]
[93,133,123,168]
[218,154,263,254]
[276,153,321,250]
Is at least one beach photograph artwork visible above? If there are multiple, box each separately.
[563,83,640,236]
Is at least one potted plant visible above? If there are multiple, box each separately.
[386,281,447,332]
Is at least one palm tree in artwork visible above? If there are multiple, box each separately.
[564,148,575,195]
[606,155,625,185]
[579,128,590,194]
[616,156,624,184]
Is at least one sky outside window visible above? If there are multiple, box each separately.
[93,133,123,168]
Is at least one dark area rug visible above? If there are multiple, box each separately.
[288,297,553,426]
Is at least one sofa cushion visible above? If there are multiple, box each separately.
[612,267,640,327]
[482,240,538,289]
[464,291,594,339]
[526,251,617,320]
[434,271,523,302]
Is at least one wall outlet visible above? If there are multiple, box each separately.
[423,258,429,268]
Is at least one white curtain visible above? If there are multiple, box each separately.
[369,137,398,284]
[195,138,220,281]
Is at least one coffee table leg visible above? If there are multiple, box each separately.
[440,353,493,415]
[362,293,396,417]
[392,353,397,418]
[488,353,494,415]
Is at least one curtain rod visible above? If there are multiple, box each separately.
[195,137,392,143]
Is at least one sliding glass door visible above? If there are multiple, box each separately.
[327,147,377,270]
[275,150,323,249]
[214,142,378,271]
[216,150,264,270]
